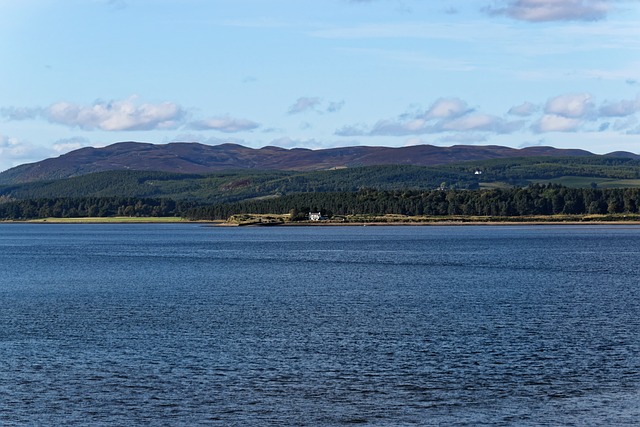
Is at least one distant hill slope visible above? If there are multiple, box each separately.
[2,156,640,204]
[0,166,480,203]
[3,141,632,185]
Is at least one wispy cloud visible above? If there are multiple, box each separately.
[311,22,501,41]
[441,113,524,133]
[608,116,638,132]
[288,97,322,114]
[167,133,250,147]
[327,100,346,113]
[508,101,539,116]
[338,47,478,72]
[334,124,369,137]
[287,97,345,114]
[336,91,640,138]
[51,137,92,154]
[484,0,612,22]
[439,133,490,143]
[268,137,338,149]
[599,95,640,117]
[105,0,127,11]
[336,97,524,137]
[189,116,260,133]
[0,106,42,120]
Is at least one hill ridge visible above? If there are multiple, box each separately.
[1,141,637,185]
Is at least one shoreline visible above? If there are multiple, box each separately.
[1,216,639,226]
[224,220,640,227]
[0,217,221,225]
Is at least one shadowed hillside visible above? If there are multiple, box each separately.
[2,141,628,185]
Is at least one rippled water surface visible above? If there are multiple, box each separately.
[1,224,639,426]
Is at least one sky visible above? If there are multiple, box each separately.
[1,0,640,172]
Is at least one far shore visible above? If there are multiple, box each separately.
[219,220,640,227]
[218,213,640,227]
[1,217,220,224]
[1,214,639,226]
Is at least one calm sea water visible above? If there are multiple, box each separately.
[0,224,639,426]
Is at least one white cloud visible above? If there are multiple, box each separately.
[544,93,594,118]
[0,135,52,172]
[424,98,471,119]
[344,97,523,137]
[45,97,185,131]
[189,116,260,133]
[485,0,612,22]
[533,114,583,132]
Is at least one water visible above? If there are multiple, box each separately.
[1,224,639,426]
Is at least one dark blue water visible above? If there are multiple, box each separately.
[1,224,639,426]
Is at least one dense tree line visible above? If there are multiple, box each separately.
[0,197,196,220]
[446,156,640,182]
[0,166,479,203]
[3,158,640,207]
[2,185,640,221]
[185,184,640,220]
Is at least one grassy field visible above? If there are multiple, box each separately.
[479,182,514,189]
[26,217,189,223]
[221,213,640,226]
[480,177,640,189]
[7,213,639,225]
[332,213,640,224]
[528,176,640,188]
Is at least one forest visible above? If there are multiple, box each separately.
[2,155,640,221]
[2,156,640,205]
[183,185,640,220]
[3,185,640,221]
[0,197,197,220]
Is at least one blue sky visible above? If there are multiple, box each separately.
[1,0,639,172]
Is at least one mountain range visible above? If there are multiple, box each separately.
[2,141,637,185]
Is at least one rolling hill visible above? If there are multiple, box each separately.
[3,141,632,185]
[2,156,640,204]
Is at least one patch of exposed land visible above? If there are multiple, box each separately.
[17,217,200,224]
[220,213,640,226]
